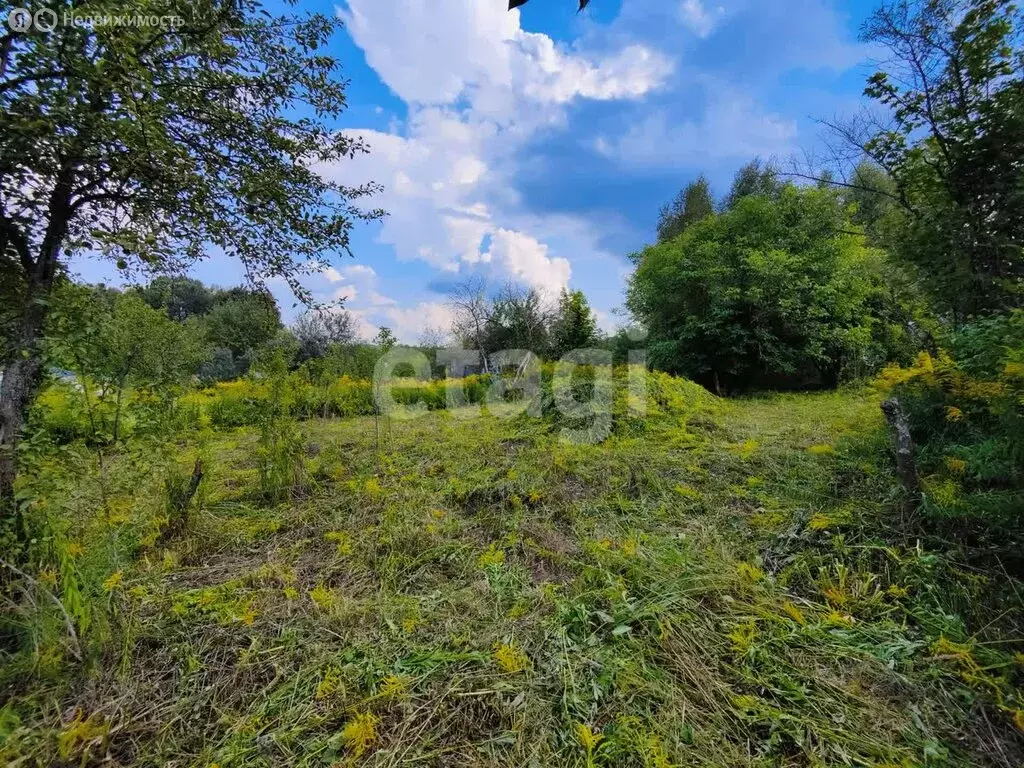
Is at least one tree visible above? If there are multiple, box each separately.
[48,284,208,442]
[840,0,1024,319]
[628,185,922,393]
[292,309,357,362]
[484,284,553,355]
[137,277,217,322]
[843,160,899,248]
[201,291,281,360]
[448,278,494,371]
[0,0,383,513]
[657,176,715,242]
[551,289,599,357]
[373,327,397,352]
[723,158,783,209]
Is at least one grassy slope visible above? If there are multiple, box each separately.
[3,384,1023,767]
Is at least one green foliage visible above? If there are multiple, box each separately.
[483,285,552,355]
[656,174,715,242]
[254,352,307,504]
[136,277,217,322]
[5,375,1022,766]
[45,283,207,442]
[628,184,924,392]
[200,290,282,361]
[859,0,1024,316]
[879,313,1024,547]
[550,289,599,357]
[723,157,783,210]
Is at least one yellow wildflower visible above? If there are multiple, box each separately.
[102,571,124,592]
[781,600,805,625]
[575,722,603,755]
[493,643,530,673]
[945,406,964,422]
[324,531,353,555]
[736,562,764,583]
[309,583,335,611]
[341,712,379,758]
[315,666,342,700]
[808,513,832,531]
[477,545,505,569]
[379,674,407,698]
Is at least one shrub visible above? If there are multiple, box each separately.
[879,313,1024,556]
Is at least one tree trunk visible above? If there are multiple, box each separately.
[0,295,47,523]
[0,247,60,526]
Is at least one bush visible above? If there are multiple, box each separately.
[628,185,928,393]
[879,313,1024,557]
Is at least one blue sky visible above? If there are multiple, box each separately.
[73,0,882,342]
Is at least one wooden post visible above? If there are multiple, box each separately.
[881,398,919,517]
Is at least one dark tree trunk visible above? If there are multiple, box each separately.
[1,162,74,524]
[0,283,48,521]
[1,233,64,526]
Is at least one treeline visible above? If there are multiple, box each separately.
[44,276,634,393]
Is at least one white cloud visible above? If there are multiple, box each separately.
[368,291,397,307]
[332,284,358,302]
[480,228,570,296]
[325,0,673,297]
[341,264,377,280]
[381,301,459,344]
[322,266,344,283]
[678,0,725,38]
[337,0,672,110]
[596,89,797,168]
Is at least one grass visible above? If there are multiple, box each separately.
[2,377,1022,767]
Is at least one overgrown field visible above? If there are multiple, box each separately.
[2,374,1023,767]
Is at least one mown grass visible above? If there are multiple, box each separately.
[2,379,1022,767]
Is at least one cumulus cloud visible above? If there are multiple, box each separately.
[380,301,459,344]
[337,0,672,110]
[326,0,672,295]
[479,228,570,296]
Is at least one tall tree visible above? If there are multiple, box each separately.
[723,158,783,209]
[551,289,599,357]
[484,284,553,355]
[842,0,1024,318]
[657,175,715,242]
[628,185,923,393]
[137,277,217,322]
[448,278,494,371]
[0,1,382,516]
[202,291,282,359]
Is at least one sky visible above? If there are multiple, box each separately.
[72,0,883,343]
